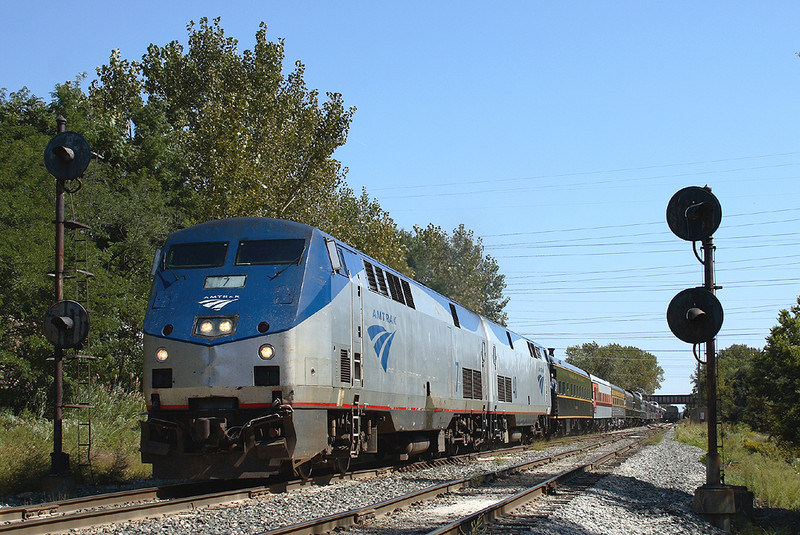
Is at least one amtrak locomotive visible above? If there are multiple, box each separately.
[141,218,660,479]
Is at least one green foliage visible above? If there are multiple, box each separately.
[0,384,148,496]
[0,18,408,415]
[691,344,760,425]
[749,298,800,446]
[0,409,53,495]
[90,17,357,228]
[401,223,508,324]
[564,342,664,393]
[326,187,411,275]
[676,422,800,513]
[0,89,63,412]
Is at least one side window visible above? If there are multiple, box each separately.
[336,245,348,276]
[449,303,460,328]
[353,352,363,386]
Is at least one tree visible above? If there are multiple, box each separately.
[0,88,59,412]
[327,188,410,275]
[0,18,410,413]
[89,17,405,267]
[90,18,355,225]
[565,342,664,394]
[690,344,759,424]
[401,223,508,324]
[749,298,800,445]
[0,81,179,412]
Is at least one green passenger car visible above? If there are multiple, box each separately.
[550,360,593,434]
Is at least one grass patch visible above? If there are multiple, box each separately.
[0,384,150,497]
[642,428,666,446]
[675,422,800,512]
[0,411,53,495]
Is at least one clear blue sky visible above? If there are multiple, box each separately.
[4,2,800,397]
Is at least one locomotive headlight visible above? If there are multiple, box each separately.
[259,344,275,360]
[193,316,238,338]
[199,320,215,334]
[156,348,169,362]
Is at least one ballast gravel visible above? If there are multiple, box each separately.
[523,428,726,534]
[54,428,724,534]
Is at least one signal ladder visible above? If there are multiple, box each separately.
[63,219,95,480]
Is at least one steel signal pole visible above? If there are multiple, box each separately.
[52,115,69,475]
[702,236,721,486]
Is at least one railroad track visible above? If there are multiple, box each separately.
[0,465,404,535]
[0,479,277,535]
[0,427,658,534]
[258,428,658,535]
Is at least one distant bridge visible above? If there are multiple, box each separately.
[644,394,695,405]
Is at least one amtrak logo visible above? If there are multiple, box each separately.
[199,295,240,310]
[368,325,396,371]
[537,373,545,395]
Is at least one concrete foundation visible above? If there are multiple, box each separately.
[694,484,754,532]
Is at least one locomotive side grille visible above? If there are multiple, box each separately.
[401,280,415,309]
[497,375,513,402]
[254,366,280,386]
[363,260,416,310]
[473,370,483,399]
[373,265,389,297]
[527,341,543,359]
[340,349,351,384]
[364,261,378,293]
[386,272,405,305]
[462,368,482,400]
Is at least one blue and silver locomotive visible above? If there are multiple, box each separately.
[141,218,553,478]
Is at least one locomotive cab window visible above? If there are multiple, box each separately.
[165,242,229,269]
[235,239,306,266]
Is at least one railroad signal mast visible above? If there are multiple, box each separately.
[665,186,751,531]
[42,117,92,483]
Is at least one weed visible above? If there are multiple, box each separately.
[0,384,150,497]
[642,429,665,446]
[676,422,800,512]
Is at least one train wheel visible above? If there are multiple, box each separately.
[445,434,461,456]
[296,461,313,482]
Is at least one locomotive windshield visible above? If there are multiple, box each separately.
[165,242,229,269]
[235,239,306,266]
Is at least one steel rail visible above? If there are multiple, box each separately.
[0,450,506,533]
[257,430,649,535]
[0,428,655,535]
[428,432,651,535]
